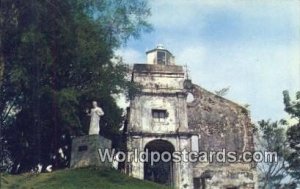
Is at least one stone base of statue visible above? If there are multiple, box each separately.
[70,135,112,168]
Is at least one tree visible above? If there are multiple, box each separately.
[283,90,300,183]
[0,0,151,173]
[255,120,293,189]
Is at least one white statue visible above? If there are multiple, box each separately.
[86,101,104,135]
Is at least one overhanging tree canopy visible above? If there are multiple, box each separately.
[0,0,151,173]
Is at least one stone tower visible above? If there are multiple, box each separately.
[126,45,257,189]
[126,45,194,188]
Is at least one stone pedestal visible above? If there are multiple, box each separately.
[70,135,112,168]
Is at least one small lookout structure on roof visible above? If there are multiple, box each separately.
[146,44,175,65]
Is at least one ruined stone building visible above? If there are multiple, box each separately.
[126,45,257,189]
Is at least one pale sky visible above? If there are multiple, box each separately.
[117,0,300,122]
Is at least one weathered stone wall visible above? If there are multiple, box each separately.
[127,134,194,189]
[127,63,194,189]
[132,64,185,93]
[129,64,188,133]
[127,59,257,189]
[129,94,188,133]
[187,84,257,189]
[188,84,254,153]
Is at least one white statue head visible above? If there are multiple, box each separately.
[92,101,98,108]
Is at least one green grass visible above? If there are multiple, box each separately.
[1,167,171,189]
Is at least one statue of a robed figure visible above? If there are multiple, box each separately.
[86,101,104,135]
[70,100,111,168]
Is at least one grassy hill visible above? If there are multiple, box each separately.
[1,167,170,189]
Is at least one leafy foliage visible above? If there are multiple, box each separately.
[283,90,300,182]
[257,90,300,188]
[255,120,292,189]
[0,0,151,173]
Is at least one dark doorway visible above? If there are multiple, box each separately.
[144,140,174,186]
